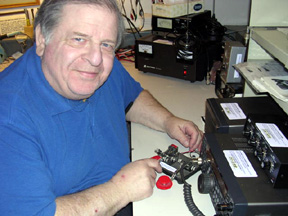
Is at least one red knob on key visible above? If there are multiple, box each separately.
[156,175,173,190]
[151,155,161,160]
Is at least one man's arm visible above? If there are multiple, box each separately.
[55,158,162,216]
[126,90,203,151]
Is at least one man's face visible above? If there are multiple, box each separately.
[35,4,118,100]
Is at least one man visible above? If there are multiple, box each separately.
[0,0,203,215]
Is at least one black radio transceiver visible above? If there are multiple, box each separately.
[243,114,288,188]
[199,133,288,216]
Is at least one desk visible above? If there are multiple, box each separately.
[122,60,216,215]
[131,123,216,216]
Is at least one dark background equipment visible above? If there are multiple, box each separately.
[151,10,212,37]
[135,34,206,82]
[135,10,226,82]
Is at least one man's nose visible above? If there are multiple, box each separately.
[84,45,103,66]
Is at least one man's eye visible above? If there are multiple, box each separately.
[74,38,85,42]
[102,43,114,50]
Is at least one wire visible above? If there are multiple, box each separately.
[119,0,145,40]
[180,162,205,216]
[183,183,205,216]
[116,48,135,62]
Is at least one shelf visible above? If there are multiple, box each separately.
[251,28,288,69]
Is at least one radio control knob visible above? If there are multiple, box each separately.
[261,159,271,170]
[248,139,257,147]
[243,128,253,138]
[198,173,215,194]
[254,149,262,159]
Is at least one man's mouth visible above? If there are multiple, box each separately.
[78,70,99,79]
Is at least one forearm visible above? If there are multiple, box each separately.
[126,90,203,151]
[54,158,161,216]
[126,90,174,132]
[55,181,127,216]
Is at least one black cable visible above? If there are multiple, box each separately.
[137,0,145,32]
[122,14,142,38]
[180,162,205,216]
[183,183,205,216]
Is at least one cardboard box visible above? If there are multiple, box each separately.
[152,0,204,18]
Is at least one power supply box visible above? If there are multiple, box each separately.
[135,34,207,82]
[200,133,288,216]
[205,96,287,134]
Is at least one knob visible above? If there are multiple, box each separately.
[198,173,215,194]
[261,159,271,170]
[254,149,263,159]
[243,129,252,137]
[248,139,256,146]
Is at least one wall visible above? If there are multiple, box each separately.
[207,0,251,25]
[1,0,251,26]
[119,0,251,28]
[0,0,251,35]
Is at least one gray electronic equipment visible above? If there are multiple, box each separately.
[221,41,246,83]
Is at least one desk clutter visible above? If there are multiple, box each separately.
[0,8,36,68]
[0,57,14,72]
[234,60,288,102]
[152,0,204,18]
[0,32,34,71]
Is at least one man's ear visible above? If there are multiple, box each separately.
[35,25,46,57]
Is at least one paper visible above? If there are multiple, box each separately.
[224,150,258,178]
[233,60,288,101]
[256,123,288,148]
[261,76,288,99]
[220,103,246,120]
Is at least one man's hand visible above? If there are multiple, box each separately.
[164,116,203,151]
[110,159,162,203]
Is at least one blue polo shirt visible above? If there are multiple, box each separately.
[0,45,143,215]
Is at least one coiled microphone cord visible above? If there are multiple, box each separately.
[180,162,205,216]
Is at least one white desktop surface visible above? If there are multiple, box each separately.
[131,123,216,216]
[122,61,216,216]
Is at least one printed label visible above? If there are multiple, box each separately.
[220,103,246,120]
[256,123,288,148]
[224,150,257,177]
